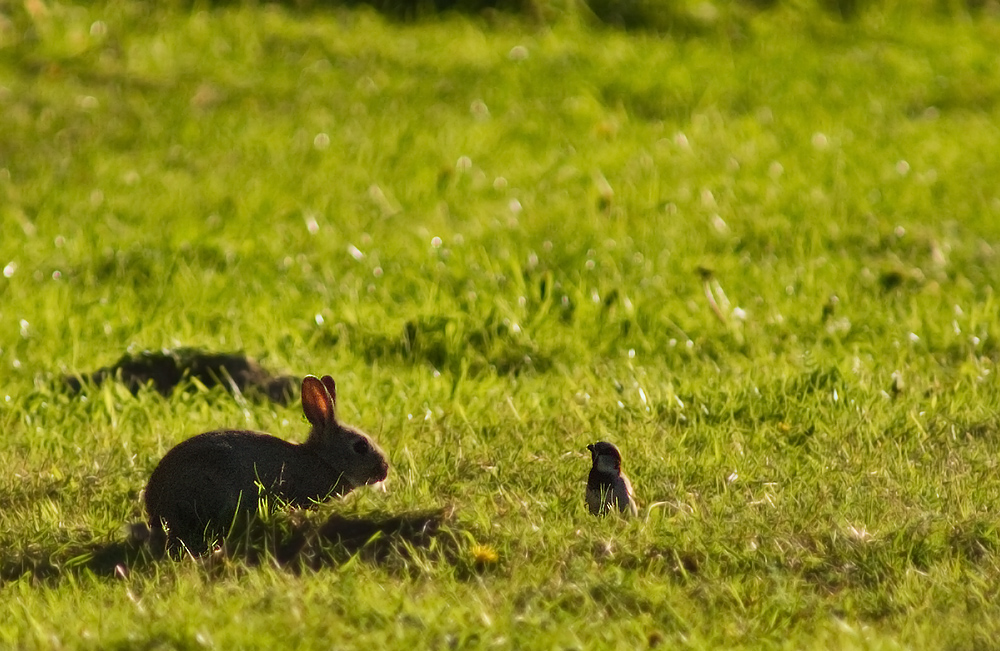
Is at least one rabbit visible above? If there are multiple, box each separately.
[585,441,638,517]
[144,374,388,553]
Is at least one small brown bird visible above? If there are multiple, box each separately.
[586,441,638,517]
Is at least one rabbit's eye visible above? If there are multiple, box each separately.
[353,438,371,455]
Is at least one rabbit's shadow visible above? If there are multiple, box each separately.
[1,509,452,584]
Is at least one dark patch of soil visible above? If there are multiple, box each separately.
[63,348,298,404]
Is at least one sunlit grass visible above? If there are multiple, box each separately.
[2,1,1000,648]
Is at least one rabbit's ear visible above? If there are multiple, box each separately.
[320,375,338,409]
[301,375,334,429]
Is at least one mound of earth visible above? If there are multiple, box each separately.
[64,348,297,404]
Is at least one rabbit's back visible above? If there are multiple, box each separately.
[143,374,389,552]
[145,430,339,549]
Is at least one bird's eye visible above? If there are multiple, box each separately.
[353,438,371,455]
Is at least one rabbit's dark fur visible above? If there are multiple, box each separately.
[144,374,388,553]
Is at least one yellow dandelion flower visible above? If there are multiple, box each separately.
[471,544,499,565]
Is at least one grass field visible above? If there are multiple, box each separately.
[3,0,1000,648]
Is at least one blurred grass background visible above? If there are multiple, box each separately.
[2,0,1000,648]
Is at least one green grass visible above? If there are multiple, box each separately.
[3,0,1000,648]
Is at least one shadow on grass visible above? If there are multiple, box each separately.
[0,509,461,584]
[161,0,760,34]
[321,316,552,377]
[783,518,1000,600]
[63,348,298,405]
[581,516,1000,608]
[163,0,526,20]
